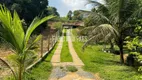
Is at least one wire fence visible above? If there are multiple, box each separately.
[26,29,60,70]
[0,29,60,79]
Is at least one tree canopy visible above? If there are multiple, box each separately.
[0,0,49,24]
[67,10,72,20]
[72,10,83,21]
[46,6,60,16]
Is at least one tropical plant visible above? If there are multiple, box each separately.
[0,4,54,80]
[72,10,83,21]
[125,36,142,71]
[125,20,142,71]
[82,0,142,63]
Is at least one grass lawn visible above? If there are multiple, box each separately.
[61,29,73,62]
[72,29,142,80]
[26,42,58,80]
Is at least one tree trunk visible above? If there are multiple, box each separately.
[118,38,124,64]
[110,41,114,50]
[19,63,22,80]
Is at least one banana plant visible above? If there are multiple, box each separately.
[0,4,55,80]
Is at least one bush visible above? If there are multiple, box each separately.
[52,22,62,35]
[66,66,78,72]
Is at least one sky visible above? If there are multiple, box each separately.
[48,0,105,17]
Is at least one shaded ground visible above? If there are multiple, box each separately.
[0,47,13,79]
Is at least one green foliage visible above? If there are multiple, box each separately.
[52,22,62,30]
[66,66,78,72]
[72,10,83,21]
[11,0,48,23]
[0,5,54,80]
[84,15,97,27]
[125,23,142,72]
[52,22,62,35]
[27,62,52,80]
[72,29,141,80]
[82,0,142,63]
[67,10,72,20]
[126,37,142,71]
[26,42,58,80]
[82,24,119,49]
[46,6,60,16]
[1,0,53,34]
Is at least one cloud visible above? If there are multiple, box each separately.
[62,0,88,11]
[97,0,105,4]
[62,0,105,11]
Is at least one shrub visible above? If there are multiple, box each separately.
[66,66,78,72]
[52,22,63,35]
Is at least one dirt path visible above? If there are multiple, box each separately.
[49,29,96,80]
[51,29,84,66]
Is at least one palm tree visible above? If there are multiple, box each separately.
[0,4,54,80]
[82,0,142,63]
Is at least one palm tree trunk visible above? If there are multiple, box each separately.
[18,58,24,80]
[118,37,124,64]
[118,0,124,64]
[18,62,23,80]
[119,45,124,63]
[110,40,114,50]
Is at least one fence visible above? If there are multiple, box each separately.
[26,30,60,70]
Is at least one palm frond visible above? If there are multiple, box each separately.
[0,58,17,79]
[86,0,106,7]
[24,50,37,68]
[0,5,24,52]
[24,15,55,47]
[82,24,119,49]
[80,26,96,34]
[78,10,91,14]
[26,35,42,51]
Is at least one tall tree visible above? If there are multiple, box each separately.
[72,10,83,21]
[83,0,142,63]
[1,0,49,25]
[46,6,60,16]
[67,10,72,20]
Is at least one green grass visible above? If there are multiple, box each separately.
[61,29,73,62]
[26,42,58,80]
[72,29,142,80]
